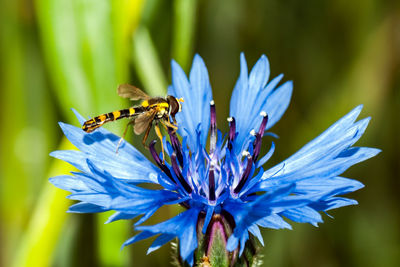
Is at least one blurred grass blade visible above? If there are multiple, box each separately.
[132,26,168,95]
[34,0,146,266]
[12,138,73,267]
[35,0,93,119]
[112,0,146,83]
[99,1,146,265]
[35,0,129,117]
[0,1,57,266]
[295,14,395,147]
[172,0,198,71]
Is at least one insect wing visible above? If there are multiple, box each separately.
[133,109,157,135]
[118,84,150,101]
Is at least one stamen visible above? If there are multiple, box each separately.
[209,164,216,201]
[210,100,217,154]
[227,117,236,150]
[234,152,253,194]
[252,135,262,162]
[168,128,183,167]
[242,150,250,157]
[171,152,192,194]
[149,140,175,184]
[252,113,268,162]
[258,112,269,136]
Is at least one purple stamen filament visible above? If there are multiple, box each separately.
[168,128,184,167]
[210,100,217,154]
[171,152,192,194]
[227,117,236,151]
[252,113,268,162]
[209,164,216,201]
[149,140,175,184]
[234,152,253,194]
[232,113,267,194]
[150,106,269,199]
[149,140,191,194]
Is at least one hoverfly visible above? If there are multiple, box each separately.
[82,84,183,156]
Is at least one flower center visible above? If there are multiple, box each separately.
[148,101,270,202]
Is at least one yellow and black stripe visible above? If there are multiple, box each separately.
[82,106,146,132]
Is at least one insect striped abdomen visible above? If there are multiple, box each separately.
[82,107,143,132]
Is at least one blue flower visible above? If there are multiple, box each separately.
[50,53,380,266]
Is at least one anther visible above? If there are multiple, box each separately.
[242,150,250,157]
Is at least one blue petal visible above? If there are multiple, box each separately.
[256,141,275,168]
[53,160,180,226]
[122,231,155,248]
[248,224,264,246]
[260,81,292,130]
[229,53,248,117]
[311,196,359,211]
[50,175,89,192]
[263,105,365,176]
[168,55,212,151]
[294,176,364,195]
[134,208,201,265]
[229,54,292,154]
[134,206,159,226]
[68,202,109,213]
[147,234,175,254]
[249,55,270,93]
[54,122,162,183]
[225,184,308,252]
[106,212,138,223]
[257,214,292,230]
[71,108,86,125]
[258,106,380,194]
[281,206,323,227]
[202,205,215,234]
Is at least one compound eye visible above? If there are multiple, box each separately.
[167,96,180,116]
[177,99,182,112]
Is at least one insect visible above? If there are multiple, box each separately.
[82,84,183,156]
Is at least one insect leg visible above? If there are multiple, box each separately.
[116,120,135,154]
[163,120,178,129]
[162,119,178,134]
[141,123,152,149]
[154,123,165,163]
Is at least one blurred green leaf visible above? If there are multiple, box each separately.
[12,138,73,267]
[132,26,168,96]
[1,0,398,266]
[172,0,198,71]
[0,1,57,266]
[32,0,147,266]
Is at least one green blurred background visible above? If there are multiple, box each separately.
[0,0,399,266]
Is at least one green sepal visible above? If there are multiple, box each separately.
[233,235,263,267]
[207,219,229,267]
[172,213,263,267]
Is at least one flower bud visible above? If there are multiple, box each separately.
[172,213,262,266]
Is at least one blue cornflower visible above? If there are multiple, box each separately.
[50,53,380,266]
